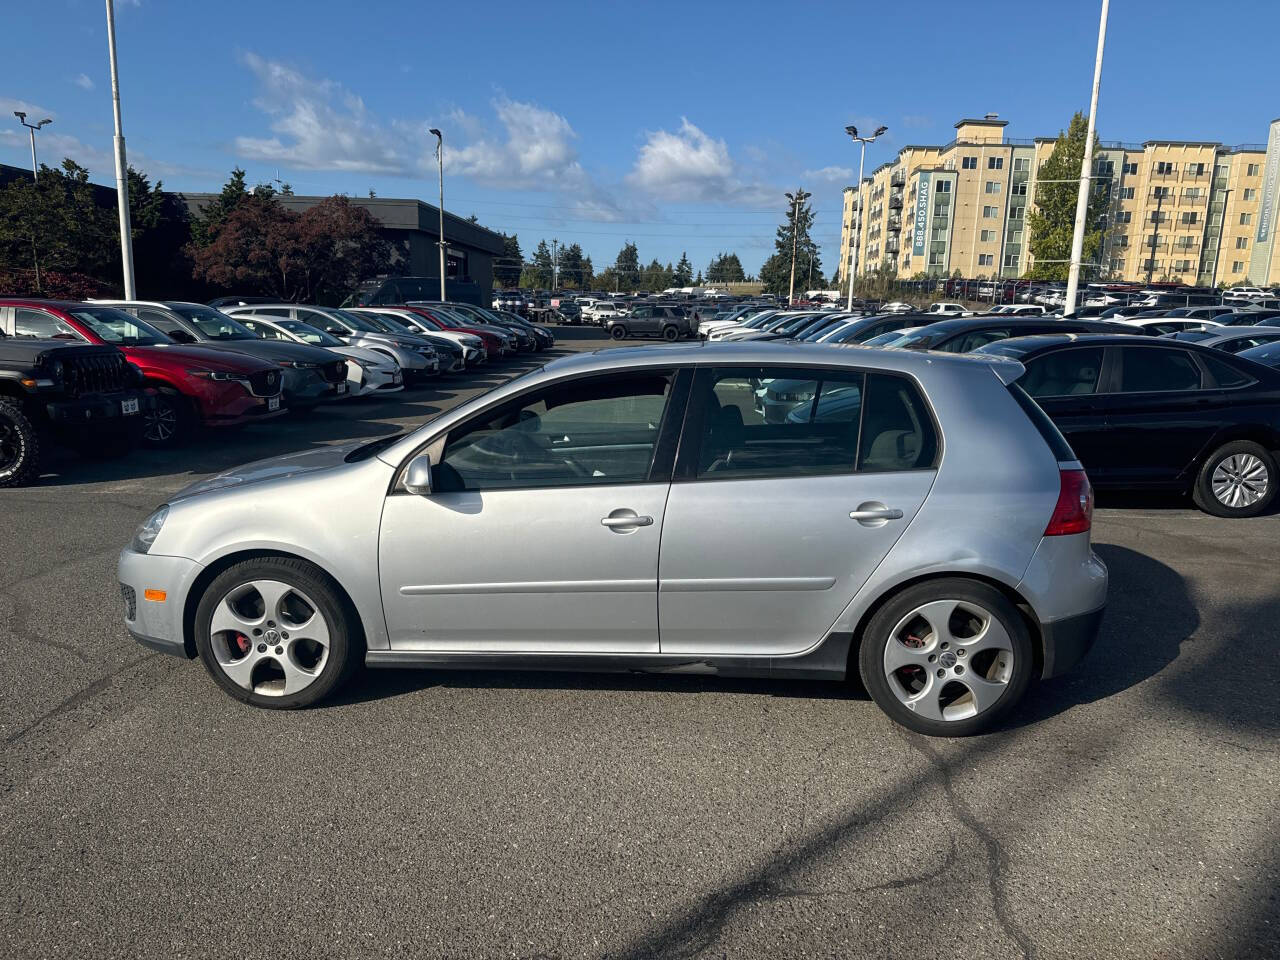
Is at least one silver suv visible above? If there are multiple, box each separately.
[119,341,1107,736]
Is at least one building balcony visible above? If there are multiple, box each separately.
[888,215,902,231]
[890,170,906,186]
[1181,167,1209,180]
[886,239,901,254]
[889,194,904,209]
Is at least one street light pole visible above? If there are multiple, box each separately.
[429,128,446,301]
[1064,0,1109,317]
[844,124,887,311]
[105,0,136,299]
[13,113,53,179]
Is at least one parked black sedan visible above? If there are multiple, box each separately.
[977,334,1280,517]
[885,316,1138,353]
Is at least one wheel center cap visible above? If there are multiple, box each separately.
[264,629,280,643]
[939,651,957,668]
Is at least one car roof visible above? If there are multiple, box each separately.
[906,315,1113,335]
[542,338,1024,381]
[976,332,1245,357]
[1201,326,1280,342]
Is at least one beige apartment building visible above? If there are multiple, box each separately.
[837,115,1280,289]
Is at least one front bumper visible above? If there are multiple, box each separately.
[45,389,153,426]
[1040,605,1106,679]
[118,549,203,658]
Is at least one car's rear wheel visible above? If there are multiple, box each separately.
[1192,440,1276,518]
[610,326,627,340]
[858,579,1034,737]
[0,398,40,488]
[195,557,361,709]
[662,325,680,341]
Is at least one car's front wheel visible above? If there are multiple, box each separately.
[0,398,40,488]
[858,578,1034,737]
[1193,440,1276,518]
[194,557,362,708]
[662,325,680,341]
[610,325,627,340]
[142,388,191,446]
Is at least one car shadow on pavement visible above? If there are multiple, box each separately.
[334,543,1196,727]
[1010,542,1196,729]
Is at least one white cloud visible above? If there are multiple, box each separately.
[0,127,113,173]
[234,53,417,175]
[73,73,95,91]
[802,165,854,183]
[626,118,774,206]
[445,98,586,191]
[1,96,56,122]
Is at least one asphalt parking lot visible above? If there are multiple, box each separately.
[1,327,1277,959]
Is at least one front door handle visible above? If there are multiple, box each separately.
[849,502,904,525]
[601,513,654,528]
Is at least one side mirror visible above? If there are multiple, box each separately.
[169,329,197,344]
[403,453,433,496]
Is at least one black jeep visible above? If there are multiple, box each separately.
[0,331,150,487]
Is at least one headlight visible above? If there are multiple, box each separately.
[187,369,248,383]
[277,360,319,369]
[131,505,169,554]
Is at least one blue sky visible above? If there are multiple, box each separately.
[3,0,1278,279]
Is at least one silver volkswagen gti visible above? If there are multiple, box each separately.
[118,342,1107,736]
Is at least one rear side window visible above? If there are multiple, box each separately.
[857,374,939,472]
[1199,354,1254,388]
[1007,384,1077,462]
[944,329,1010,353]
[1021,347,1104,398]
[1118,347,1202,392]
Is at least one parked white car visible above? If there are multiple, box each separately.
[347,307,486,366]
[926,302,969,318]
[233,316,404,396]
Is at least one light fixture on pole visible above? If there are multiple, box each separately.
[429,127,446,301]
[13,112,53,180]
[844,124,887,311]
[785,187,811,306]
[1063,0,1109,317]
[105,0,136,299]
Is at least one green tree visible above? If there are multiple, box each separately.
[495,233,523,287]
[641,258,670,291]
[673,251,693,286]
[558,242,590,288]
[707,252,746,284]
[1026,112,1105,281]
[613,241,640,291]
[127,166,195,297]
[191,168,250,246]
[758,196,822,297]
[529,239,554,288]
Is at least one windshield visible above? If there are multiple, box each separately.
[276,320,343,347]
[70,307,169,346]
[168,304,256,340]
[863,330,910,346]
[335,309,383,333]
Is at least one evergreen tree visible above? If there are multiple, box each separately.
[707,252,746,284]
[558,242,590,288]
[530,239,555,288]
[495,233,523,287]
[758,195,823,297]
[127,166,194,297]
[613,241,640,291]
[674,251,693,286]
[1027,112,1105,281]
[191,168,250,246]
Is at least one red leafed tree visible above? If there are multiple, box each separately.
[191,192,390,304]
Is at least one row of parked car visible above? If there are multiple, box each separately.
[0,297,555,487]
[683,303,1280,518]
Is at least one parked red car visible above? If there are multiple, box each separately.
[393,304,507,360]
[0,300,286,445]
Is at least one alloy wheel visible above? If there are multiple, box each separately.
[882,599,1014,722]
[0,419,19,475]
[144,400,178,443]
[1211,453,1269,508]
[209,579,331,697]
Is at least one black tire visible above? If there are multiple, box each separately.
[1192,440,1277,518]
[142,387,192,447]
[610,325,627,340]
[662,325,680,342]
[858,578,1034,737]
[0,398,41,488]
[194,556,363,709]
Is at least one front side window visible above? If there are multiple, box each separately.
[435,373,674,491]
[1021,347,1104,398]
[13,308,84,340]
[68,308,168,345]
[1118,348,1202,393]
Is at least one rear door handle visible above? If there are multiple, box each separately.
[601,514,653,528]
[849,504,903,523]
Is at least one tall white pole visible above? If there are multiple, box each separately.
[1064,0,1109,317]
[105,0,136,299]
[27,127,38,179]
[436,139,446,301]
[847,140,867,312]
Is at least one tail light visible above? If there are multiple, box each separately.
[1045,468,1093,536]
